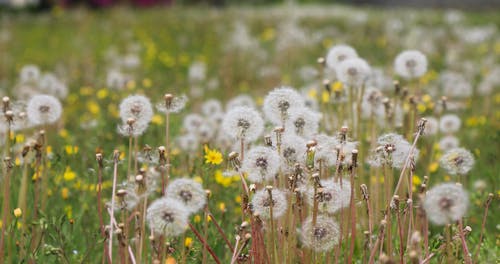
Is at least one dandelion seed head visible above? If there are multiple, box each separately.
[439,114,461,134]
[313,134,340,167]
[20,64,40,83]
[26,94,62,125]
[281,133,307,165]
[285,107,321,138]
[438,135,460,151]
[226,94,256,110]
[38,73,68,99]
[201,99,223,116]
[242,146,281,183]
[300,215,340,252]
[263,86,305,125]
[325,44,358,70]
[423,116,439,136]
[156,94,188,114]
[166,178,206,214]
[146,197,189,237]
[117,121,148,137]
[251,188,287,219]
[336,57,371,88]
[119,95,153,125]
[394,50,428,79]
[305,179,351,214]
[177,133,199,153]
[440,147,474,175]
[423,183,468,225]
[368,133,419,169]
[222,106,264,142]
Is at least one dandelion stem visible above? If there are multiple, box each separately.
[188,223,221,264]
[457,219,472,264]
[108,150,120,262]
[474,193,493,261]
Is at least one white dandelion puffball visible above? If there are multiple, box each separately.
[201,99,223,116]
[26,94,62,125]
[440,147,475,175]
[117,121,149,137]
[251,188,287,219]
[285,107,322,138]
[394,50,428,79]
[177,133,199,153]
[242,146,281,183]
[281,133,307,164]
[368,133,419,169]
[146,197,190,237]
[439,114,461,134]
[336,57,371,88]
[423,183,468,225]
[183,113,204,132]
[423,116,439,136]
[438,135,459,151]
[300,215,340,252]
[222,106,264,142]
[156,94,188,114]
[166,178,206,214]
[226,94,255,110]
[263,86,305,125]
[325,44,358,69]
[305,179,351,214]
[313,134,340,167]
[20,64,41,83]
[119,95,153,125]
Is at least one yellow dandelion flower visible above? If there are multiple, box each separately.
[97,89,108,99]
[332,81,343,92]
[428,162,439,173]
[151,114,163,125]
[215,170,232,187]
[204,145,223,165]
[193,215,201,223]
[63,166,76,181]
[193,176,203,184]
[46,145,52,155]
[59,129,69,138]
[61,188,70,200]
[235,195,241,203]
[184,237,193,248]
[15,133,24,143]
[321,91,330,103]
[142,78,152,88]
[307,88,317,99]
[218,202,226,213]
[14,208,22,218]
[87,101,100,115]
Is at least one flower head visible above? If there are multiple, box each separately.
[26,94,62,125]
[305,179,351,214]
[226,94,255,110]
[285,107,321,138]
[146,197,190,237]
[222,106,264,142]
[263,86,305,125]
[242,146,281,183]
[439,114,461,134]
[336,58,371,88]
[368,133,419,169]
[119,95,153,125]
[440,147,474,175]
[300,215,340,252]
[325,44,358,70]
[281,133,307,165]
[439,135,459,151]
[204,145,223,165]
[423,183,468,225]
[166,178,206,214]
[156,94,188,114]
[394,50,428,79]
[251,188,287,219]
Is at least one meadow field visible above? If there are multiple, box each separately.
[0,4,499,263]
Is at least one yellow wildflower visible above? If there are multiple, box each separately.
[14,208,22,218]
[218,202,226,213]
[97,89,108,99]
[152,114,163,125]
[193,215,201,223]
[165,257,177,264]
[142,78,152,88]
[204,145,223,165]
[321,91,330,103]
[15,133,24,143]
[63,166,76,181]
[184,237,193,248]
[428,162,439,173]
[61,188,69,199]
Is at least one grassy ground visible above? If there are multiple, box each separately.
[0,4,499,263]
